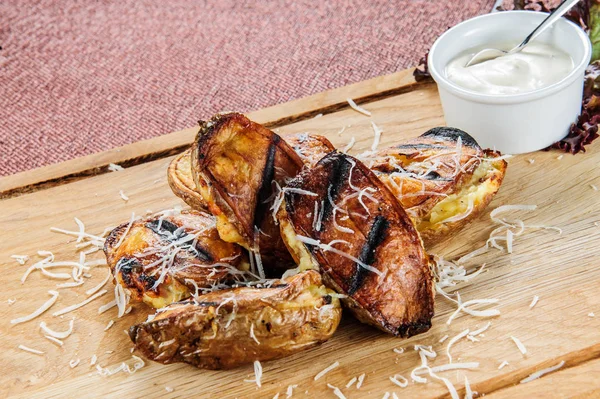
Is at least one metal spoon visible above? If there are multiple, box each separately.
[465,0,580,67]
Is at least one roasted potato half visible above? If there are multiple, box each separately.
[104,210,247,309]
[367,127,507,244]
[191,113,305,273]
[278,151,435,337]
[167,149,207,211]
[283,132,335,167]
[167,132,333,210]
[129,270,342,369]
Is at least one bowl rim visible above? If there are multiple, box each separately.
[427,10,592,104]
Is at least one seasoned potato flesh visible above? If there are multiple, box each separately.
[167,132,333,210]
[103,210,246,309]
[129,270,342,369]
[368,127,507,244]
[279,151,434,337]
[191,113,305,272]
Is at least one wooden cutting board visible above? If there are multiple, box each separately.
[2,68,600,399]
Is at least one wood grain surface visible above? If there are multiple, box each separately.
[1,72,599,399]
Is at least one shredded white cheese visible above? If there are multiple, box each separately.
[498,360,509,370]
[342,137,356,153]
[520,361,565,383]
[346,98,371,116]
[464,375,473,399]
[511,336,527,356]
[446,329,470,363]
[11,254,29,265]
[53,289,107,316]
[356,373,366,389]
[11,290,59,324]
[108,163,124,172]
[98,300,117,314]
[85,269,112,296]
[18,345,44,355]
[370,121,383,151]
[439,335,449,343]
[529,295,540,309]
[389,374,408,388]
[243,360,263,388]
[286,384,298,398]
[326,384,346,399]
[591,184,598,191]
[7,298,16,305]
[40,318,74,339]
[91,354,98,366]
[70,359,81,368]
[589,312,595,317]
[393,347,405,354]
[96,355,145,376]
[44,335,64,346]
[165,386,174,393]
[314,361,339,380]
[104,320,115,331]
[345,376,357,388]
[119,190,129,201]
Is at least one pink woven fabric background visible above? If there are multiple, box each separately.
[0,0,494,176]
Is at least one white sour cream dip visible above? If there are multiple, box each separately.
[445,42,574,95]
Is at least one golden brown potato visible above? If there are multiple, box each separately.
[190,113,305,273]
[278,151,435,337]
[283,132,335,167]
[366,127,507,244]
[167,149,207,211]
[129,270,342,369]
[167,132,333,210]
[104,210,247,309]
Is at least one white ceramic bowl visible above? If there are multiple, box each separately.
[428,11,591,154]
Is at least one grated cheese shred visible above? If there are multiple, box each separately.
[520,361,565,383]
[314,361,339,380]
[511,336,527,356]
[11,290,59,324]
[346,98,371,116]
[53,289,107,317]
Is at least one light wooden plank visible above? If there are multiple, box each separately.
[0,68,420,198]
[2,81,600,398]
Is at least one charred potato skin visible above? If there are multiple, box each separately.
[190,113,305,271]
[370,127,483,220]
[281,151,435,337]
[167,133,332,210]
[369,127,507,245]
[283,132,335,167]
[129,270,342,369]
[167,150,207,211]
[103,210,245,308]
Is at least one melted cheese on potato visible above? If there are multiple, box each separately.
[419,160,501,228]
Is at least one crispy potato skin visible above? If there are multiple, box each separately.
[368,127,507,245]
[129,270,342,369]
[280,151,435,337]
[190,113,305,272]
[167,133,333,210]
[167,150,207,211]
[103,210,246,309]
[283,132,335,167]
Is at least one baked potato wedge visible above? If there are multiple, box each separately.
[129,270,342,369]
[167,149,207,211]
[278,151,435,337]
[104,210,247,309]
[366,127,507,244]
[191,113,305,273]
[167,132,333,210]
[283,132,335,167]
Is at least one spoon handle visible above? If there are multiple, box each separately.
[512,0,581,53]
